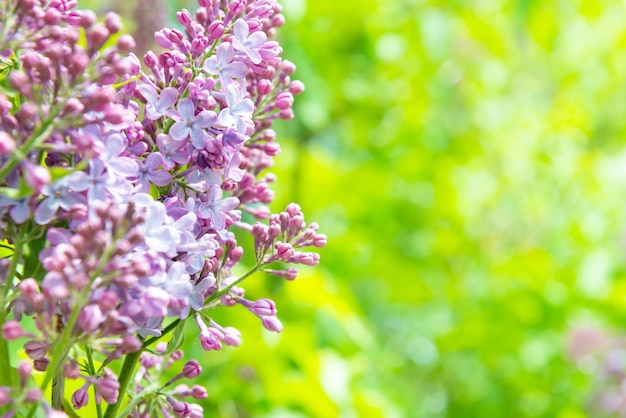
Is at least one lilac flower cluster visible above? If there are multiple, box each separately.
[0,0,325,416]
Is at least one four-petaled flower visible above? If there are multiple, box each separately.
[169,98,217,149]
[139,85,178,120]
[217,84,255,134]
[203,43,247,87]
[231,19,267,64]
[198,184,240,230]
[34,177,87,225]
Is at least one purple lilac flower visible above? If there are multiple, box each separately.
[169,98,217,149]
[217,84,255,134]
[134,153,172,193]
[0,196,30,224]
[156,133,190,169]
[68,159,129,203]
[198,184,240,230]
[231,19,267,64]
[188,277,216,312]
[96,131,140,179]
[34,177,86,225]
[139,84,178,120]
[202,43,247,87]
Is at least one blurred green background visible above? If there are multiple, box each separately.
[95,0,626,416]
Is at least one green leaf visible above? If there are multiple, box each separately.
[163,319,186,355]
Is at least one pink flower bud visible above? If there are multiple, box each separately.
[281,60,296,75]
[18,360,32,386]
[182,360,202,379]
[33,357,50,372]
[104,12,122,33]
[25,388,42,402]
[228,0,246,15]
[207,21,224,41]
[78,304,104,333]
[64,361,80,379]
[261,315,283,333]
[95,376,119,404]
[264,142,281,156]
[87,24,110,53]
[72,386,89,409]
[200,328,224,351]
[23,163,50,194]
[252,298,277,316]
[0,132,16,156]
[172,401,191,418]
[154,31,173,49]
[176,9,192,26]
[24,340,48,360]
[117,34,136,52]
[191,385,208,399]
[276,243,294,260]
[289,80,305,95]
[2,320,25,340]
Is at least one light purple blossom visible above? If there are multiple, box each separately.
[198,184,240,230]
[0,196,30,224]
[169,98,217,149]
[134,153,172,193]
[202,43,247,87]
[34,177,86,225]
[217,84,255,134]
[139,84,178,120]
[68,159,129,203]
[96,132,139,179]
[156,134,190,169]
[231,19,267,64]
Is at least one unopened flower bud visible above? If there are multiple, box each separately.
[33,357,50,372]
[72,386,89,409]
[200,328,224,351]
[182,360,202,379]
[104,12,122,33]
[176,9,192,26]
[252,298,277,317]
[191,385,208,399]
[2,320,25,340]
[261,315,283,333]
[172,401,191,418]
[207,21,224,41]
[24,340,48,360]
[17,360,32,387]
[25,388,42,403]
[289,80,305,95]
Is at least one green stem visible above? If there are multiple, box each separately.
[85,346,103,418]
[102,349,142,418]
[115,382,159,418]
[204,263,263,308]
[0,226,24,388]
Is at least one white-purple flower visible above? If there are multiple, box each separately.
[202,43,247,87]
[139,84,178,120]
[34,177,86,225]
[217,84,254,134]
[231,19,267,64]
[68,159,129,203]
[96,132,139,179]
[134,153,172,193]
[198,185,240,230]
[156,134,190,169]
[169,98,217,149]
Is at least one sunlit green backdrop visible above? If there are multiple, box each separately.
[87,0,626,416]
